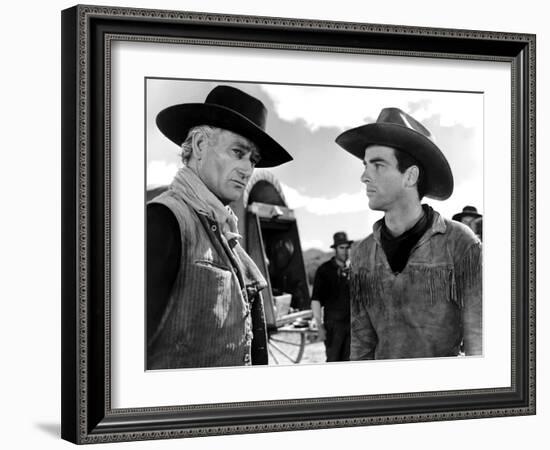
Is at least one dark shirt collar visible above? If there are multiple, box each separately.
[373,205,446,244]
[331,256,346,268]
[381,205,431,241]
[378,205,435,273]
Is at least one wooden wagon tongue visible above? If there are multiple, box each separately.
[234,169,313,330]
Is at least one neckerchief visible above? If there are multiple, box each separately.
[170,166,266,294]
[380,204,434,273]
[171,166,242,242]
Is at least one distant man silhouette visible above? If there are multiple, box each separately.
[311,232,353,362]
[453,205,483,241]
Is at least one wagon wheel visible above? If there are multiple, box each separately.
[267,329,307,364]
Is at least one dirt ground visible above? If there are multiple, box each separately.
[268,329,326,365]
[299,341,327,364]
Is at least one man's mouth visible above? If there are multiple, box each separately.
[232,180,246,188]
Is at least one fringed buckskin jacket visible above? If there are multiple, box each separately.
[350,210,482,360]
[147,191,269,369]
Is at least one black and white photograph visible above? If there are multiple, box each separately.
[1,0,546,447]
[145,78,483,370]
[57,3,537,446]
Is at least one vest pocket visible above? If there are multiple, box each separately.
[194,259,231,272]
[190,260,235,328]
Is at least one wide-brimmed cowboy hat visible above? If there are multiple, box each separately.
[156,85,292,168]
[330,231,353,249]
[452,205,482,222]
[335,107,454,200]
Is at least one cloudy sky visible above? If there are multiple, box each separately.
[146,79,483,250]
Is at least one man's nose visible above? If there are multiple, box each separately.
[360,167,370,183]
[237,158,254,178]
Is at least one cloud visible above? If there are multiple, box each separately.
[260,84,482,132]
[147,160,179,188]
[145,80,483,251]
[281,183,367,215]
[301,239,325,250]
[404,96,482,128]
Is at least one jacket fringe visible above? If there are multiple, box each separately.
[351,266,386,309]
[351,264,466,309]
[455,243,482,308]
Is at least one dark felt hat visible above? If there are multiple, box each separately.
[335,107,454,200]
[330,231,353,249]
[452,205,482,222]
[156,85,292,168]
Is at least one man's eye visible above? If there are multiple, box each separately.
[233,149,243,158]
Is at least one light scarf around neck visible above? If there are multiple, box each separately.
[169,165,267,294]
[171,166,242,241]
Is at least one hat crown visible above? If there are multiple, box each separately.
[155,84,292,168]
[333,231,348,241]
[334,107,453,200]
[377,107,435,143]
[332,231,351,247]
[205,85,267,130]
[462,205,478,213]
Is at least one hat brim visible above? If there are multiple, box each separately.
[452,211,482,221]
[330,240,354,248]
[156,103,292,168]
[335,123,454,200]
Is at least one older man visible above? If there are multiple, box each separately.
[147,85,292,369]
[335,108,482,360]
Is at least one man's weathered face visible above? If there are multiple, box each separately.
[197,129,260,204]
[334,244,350,263]
[360,145,408,212]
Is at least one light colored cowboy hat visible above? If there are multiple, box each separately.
[335,107,454,200]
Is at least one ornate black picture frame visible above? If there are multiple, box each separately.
[61,4,535,444]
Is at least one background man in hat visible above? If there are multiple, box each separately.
[147,85,292,369]
[453,205,483,241]
[335,107,482,360]
[311,232,353,362]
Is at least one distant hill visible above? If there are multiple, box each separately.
[303,248,333,287]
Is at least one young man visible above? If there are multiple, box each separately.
[335,107,482,360]
[311,232,353,362]
[147,85,292,369]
